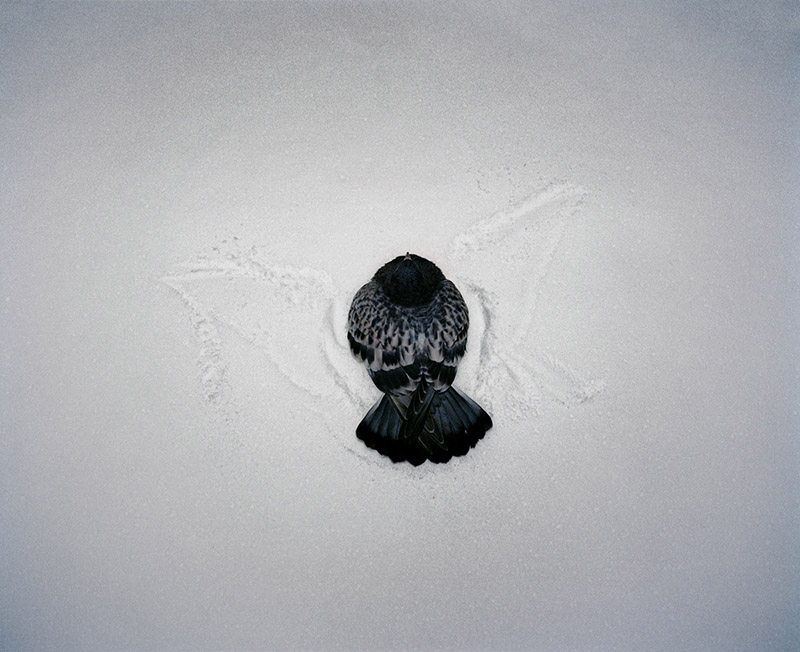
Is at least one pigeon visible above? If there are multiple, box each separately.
[347,253,492,465]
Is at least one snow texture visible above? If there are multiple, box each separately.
[2,2,798,651]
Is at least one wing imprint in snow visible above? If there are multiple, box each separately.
[448,182,605,418]
[162,180,604,442]
[162,242,370,434]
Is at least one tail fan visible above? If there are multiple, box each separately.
[356,386,492,466]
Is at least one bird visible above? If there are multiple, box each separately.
[347,253,492,465]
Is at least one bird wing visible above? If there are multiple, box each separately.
[347,280,420,396]
[422,279,469,391]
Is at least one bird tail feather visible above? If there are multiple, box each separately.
[356,386,492,466]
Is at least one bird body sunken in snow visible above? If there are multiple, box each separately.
[347,253,492,465]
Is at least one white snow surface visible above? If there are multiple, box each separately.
[2,2,798,651]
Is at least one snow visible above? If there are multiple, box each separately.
[1,2,798,650]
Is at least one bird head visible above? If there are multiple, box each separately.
[374,253,445,307]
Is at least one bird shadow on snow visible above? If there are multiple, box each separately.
[161,182,605,461]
